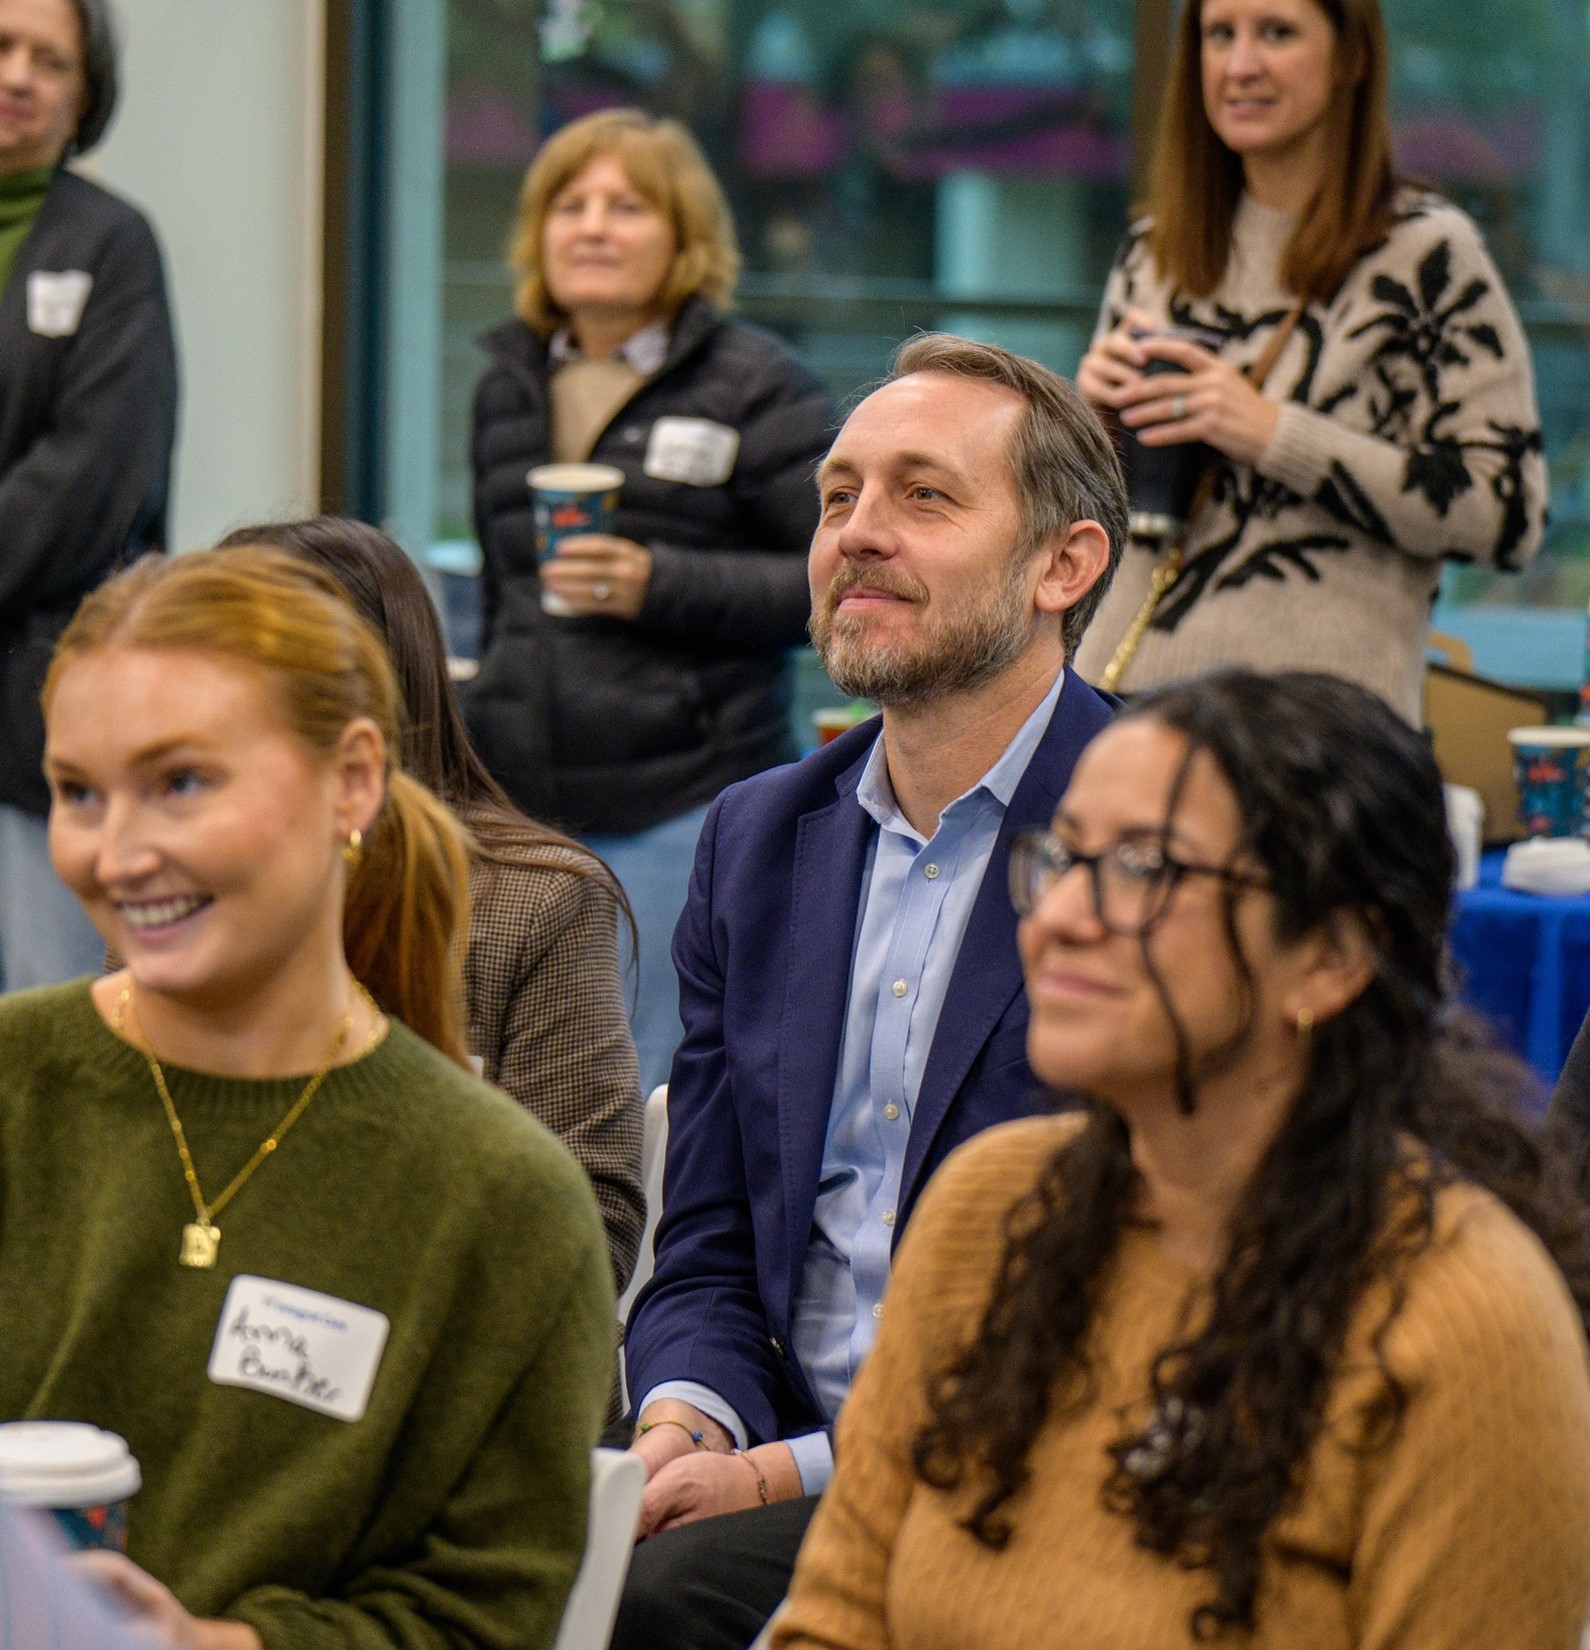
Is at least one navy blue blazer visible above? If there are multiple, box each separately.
[623,672,1117,1446]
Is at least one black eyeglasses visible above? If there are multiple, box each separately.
[1008,828,1270,936]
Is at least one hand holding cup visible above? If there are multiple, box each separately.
[1115,333,1280,468]
[538,532,653,619]
[527,463,651,618]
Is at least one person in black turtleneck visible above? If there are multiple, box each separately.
[0,0,177,990]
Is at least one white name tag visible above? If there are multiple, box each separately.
[208,1275,390,1422]
[26,270,93,337]
[643,417,740,487]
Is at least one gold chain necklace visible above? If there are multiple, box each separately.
[114,981,386,1269]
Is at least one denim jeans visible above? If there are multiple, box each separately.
[0,804,105,992]
[582,801,712,1097]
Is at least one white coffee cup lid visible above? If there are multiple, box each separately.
[0,1422,141,1507]
[1507,726,1590,749]
[527,463,625,492]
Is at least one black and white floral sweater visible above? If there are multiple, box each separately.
[1073,190,1545,720]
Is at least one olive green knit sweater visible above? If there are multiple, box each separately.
[0,981,614,1650]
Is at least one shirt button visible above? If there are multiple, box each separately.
[892,979,908,997]
[923,863,940,879]
[871,1303,884,1319]
[881,1210,895,1226]
[883,1104,900,1121]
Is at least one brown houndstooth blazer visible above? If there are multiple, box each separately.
[464,843,644,1290]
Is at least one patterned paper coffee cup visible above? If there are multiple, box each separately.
[528,463,626,617]
[1508,726,1590,840]
[0,1422,141,1551]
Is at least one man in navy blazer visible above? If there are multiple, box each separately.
[615,333,1127,1650]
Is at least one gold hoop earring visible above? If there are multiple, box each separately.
[1294,1006,1314,1041]
[343,828,363,871]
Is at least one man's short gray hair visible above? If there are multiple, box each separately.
[890,332,1126,654]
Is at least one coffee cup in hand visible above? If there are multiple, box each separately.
[0,1421,141,1551]
[1121,329,1219,541]
[528,464,626,617]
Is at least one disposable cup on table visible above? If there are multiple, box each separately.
[528,463,625,617]
[811,706,871,746]
[0,1421,141,1551]
[1507,726,1590,839]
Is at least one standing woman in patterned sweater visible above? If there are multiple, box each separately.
[1074,0,1544,720]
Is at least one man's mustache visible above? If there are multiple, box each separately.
[822,566,929,614]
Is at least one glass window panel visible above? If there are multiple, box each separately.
[436,0,1590,690]
[1391,0,1590,683]
[438,0,1135,526]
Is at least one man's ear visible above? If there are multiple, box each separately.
[1033,519,1112,630]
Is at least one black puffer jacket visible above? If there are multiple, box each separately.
[464,297,836,835]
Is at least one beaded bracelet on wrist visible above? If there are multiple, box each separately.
[634,1418,707,1449]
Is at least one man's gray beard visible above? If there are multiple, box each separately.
[812,554,1036,709]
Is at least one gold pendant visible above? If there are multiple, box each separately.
[180,1222,220,1269]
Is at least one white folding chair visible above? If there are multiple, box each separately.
[616,1084,670,1325]
[551,1447,647,1650]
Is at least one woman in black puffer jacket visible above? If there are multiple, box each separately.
[466,107,835,1093]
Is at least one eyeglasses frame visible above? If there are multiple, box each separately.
[1008,826,1271,936]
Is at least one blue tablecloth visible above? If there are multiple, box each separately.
[1451,849,1590,1085]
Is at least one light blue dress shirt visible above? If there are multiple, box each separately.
[643,670,1066,1492]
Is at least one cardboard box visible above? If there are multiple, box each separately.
[1424,659,1550,846]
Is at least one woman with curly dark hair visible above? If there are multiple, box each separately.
[772,670,1590,1649]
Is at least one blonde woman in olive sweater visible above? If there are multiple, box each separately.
[774,673,1590,1650]
[0,548,613,1650]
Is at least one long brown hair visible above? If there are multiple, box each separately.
[1147,0,1397,304]
[217,519,630,924]
[913,672,1590,1635]
[44,547,474,1066]
[510,107,740,335]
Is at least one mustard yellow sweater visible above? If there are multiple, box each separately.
[775,1117,1590,1650]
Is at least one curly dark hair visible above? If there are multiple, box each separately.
[912,670,1590,1637]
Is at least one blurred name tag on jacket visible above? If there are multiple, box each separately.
[26,270,93,338]
[644,417,740,487]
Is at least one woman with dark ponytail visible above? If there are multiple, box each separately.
[0,547,613,1650]
[218,517,644,1288]
[775,670,1590,1649]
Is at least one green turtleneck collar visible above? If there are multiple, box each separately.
[0,166,53,301]
[0,166,52,217]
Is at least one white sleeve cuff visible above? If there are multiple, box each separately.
[638,1382,748,1451]
[786,1429,834,1495]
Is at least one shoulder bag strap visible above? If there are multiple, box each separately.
[1097,298,1307,692]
